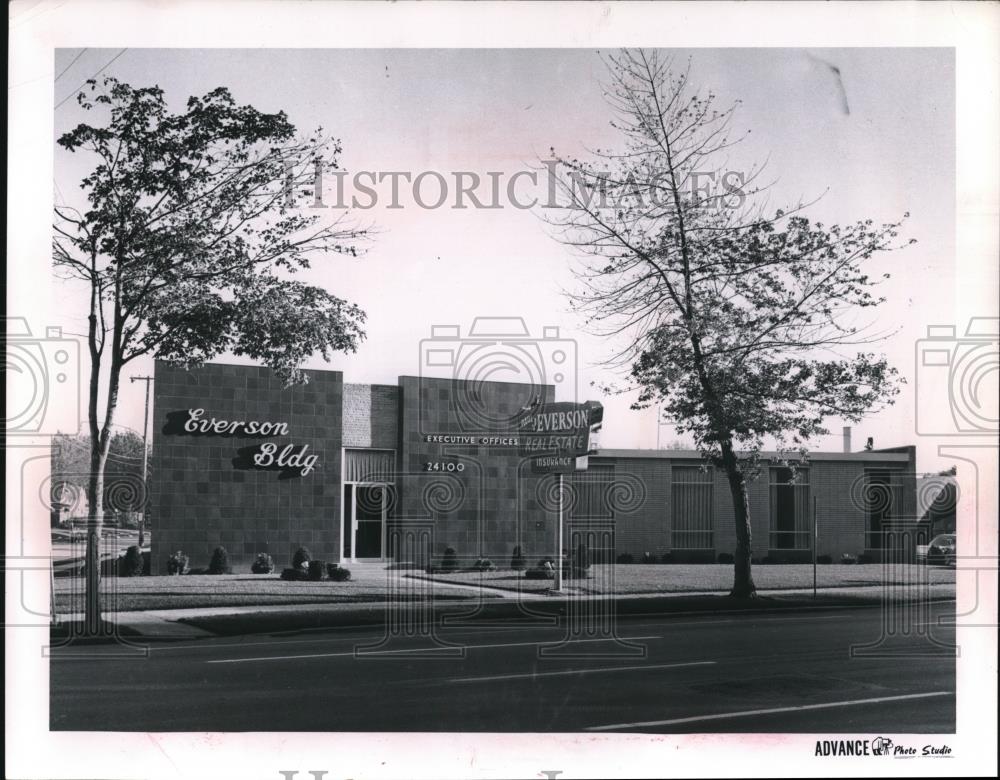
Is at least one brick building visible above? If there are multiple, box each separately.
[149,361,920,573]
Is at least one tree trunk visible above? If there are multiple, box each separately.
[721,443,756,598]
[84,441,108,634]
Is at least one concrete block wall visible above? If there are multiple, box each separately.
[397,375,553,564]
[150,361,343,574]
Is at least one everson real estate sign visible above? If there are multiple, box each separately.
[518,400,603,473]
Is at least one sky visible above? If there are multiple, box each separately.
[50,47,958,467]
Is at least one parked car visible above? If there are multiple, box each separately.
[919,533,956,567]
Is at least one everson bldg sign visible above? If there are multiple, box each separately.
[149,360,921,574]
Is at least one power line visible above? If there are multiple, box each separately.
[55,48,127,110]
[54,48,88,82]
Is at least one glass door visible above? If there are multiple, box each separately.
[342,485,354,560]
[354,485,385,559]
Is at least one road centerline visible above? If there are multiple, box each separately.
[584,690,954,731]
[447,660,716,684]
[205,634,661,664]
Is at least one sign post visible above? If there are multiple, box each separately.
[556,472,564,591]
[813,495,818,599]
[517,401,603,592]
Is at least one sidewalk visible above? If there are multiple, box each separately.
[53,581,956,641]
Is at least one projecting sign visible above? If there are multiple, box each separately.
[518,401,603,473]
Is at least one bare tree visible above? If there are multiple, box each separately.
[546,50,909,596]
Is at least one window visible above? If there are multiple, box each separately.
[769,467,811,550]
[671,466,713,549]
[568,465,616,563]
[343,448,394,482]
[864,469,904,550]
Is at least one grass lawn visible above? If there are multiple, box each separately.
[424,563,957,595]
[54,563,956,612]
[409,571,558,594]
[53,569,495,612]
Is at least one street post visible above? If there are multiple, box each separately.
[131,375,153,547]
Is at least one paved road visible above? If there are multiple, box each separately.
[50,603,956,732]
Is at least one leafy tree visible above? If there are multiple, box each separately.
[546,50,908,596]
[53,77,369,632]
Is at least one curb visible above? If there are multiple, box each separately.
[107,589,955,639]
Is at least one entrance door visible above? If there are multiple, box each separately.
[354,485,385,559]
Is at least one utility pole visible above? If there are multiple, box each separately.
[131,375,153,548]
[813,495,818,599]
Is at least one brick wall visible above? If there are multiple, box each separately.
[150,361,343,574]
[343,383,399,449]
[587,453,915,563]
[590,458,671,560]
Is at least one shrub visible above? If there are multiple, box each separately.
[760,556,773,565]
[327,563,352,581]
[306,561,326,580]
[292,547,312,569]
[167,550,189,576]
[251,553,275,574]
[817,554,833,565]
[660,552,673,564]
[616,553,635,564]
[510,545,526,571]
[641,551,656,564]
[98,556,120,576]
[307,560,325,580]
[525,564,555,580]
[122,545,144,577]
[441,547,459,571]
[840,553,858,565]
[280,567,308,581]
[717,552,734,564]
[858,553,874,565]
[142,550,151,576]
[570,543,591,578]
[208,546,230,575]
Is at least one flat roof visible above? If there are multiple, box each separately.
[594,449,912,462]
